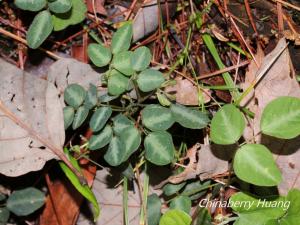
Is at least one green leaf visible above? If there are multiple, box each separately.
[157,92,171,106]
[233,144,282,186]
[210,104,245,145]
[7,187,45,216]
[170,104,209,129]
[49,0,72,13]
[159,209,192,225]
[170,196,191,214]
[52,0,87,31]
[142,105,174,131]
[181,180,211,200]
[144,131,174,165]
[89,125,113,150]
[0,207,10,224]
[0,193,6,201]
[72,106,89,129]
[137,69,165,92]
[196,208,212,225]
[90,106,112,132]
[111,23,132,54]
[64,84,86,108]
[119,126,141,162]
[63,106,75,129]
[26,10,53,49]
[131,46,152,71]
[84,84,98,109]
[261,96,300,139]
[163,182,186,196]
[147,194,162,225]
[59,149,100,221]
[108,70,130,96]
[15,0,46,11]
[112,51,134,76]
[112,114,134,135]
[88,43,112,67]
[279,189,300,225]
[104,136,124,166]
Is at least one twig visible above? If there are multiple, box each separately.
[270,0,300,11]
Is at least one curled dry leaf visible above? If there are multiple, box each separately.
[165,77,211,105]
[242,38,300,194]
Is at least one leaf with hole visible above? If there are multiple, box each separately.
[26,10,53,49]
[108,70,130,96]
[112,114,134,135]
[7,187,45,216]
[142,104,174,131]
[170,196,191,214]
[89,125,113,150]
[72,106,89,129]
[137,69,165,92]
[261,96,300,139]
[112,51,134,76]
[159,209,192,225]
[88,43,112,67]
[145,131,174,165]
[52,0,87,31]
[131,46,152,71]
[64,84,86,108]
[233,144,282,186]
[147,194,162,225]
[111,23,132,54]
[15,0,46,11]
[210,104,245,145]
[84,84,98,109]
[63,106,74,129]
[90,106,112,132]
[170,104,209,129]
[104,136,124,166]
[49,0,72,13]
[119,126,141,162]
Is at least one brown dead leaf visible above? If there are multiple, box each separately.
[167,144,229,184]
[165,77,211,105]
[242,38,300,194]
[86,0,107,15]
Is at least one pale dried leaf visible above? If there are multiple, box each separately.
[242,38,300,194]
[165,77,211,105]
[0,59,64,177]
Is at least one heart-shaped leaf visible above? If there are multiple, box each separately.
[210,104,245,145]
[170,196,191,214]
[64,83,86,108]
[89,125,113,150]
[49,0,72,13]
[119,126,141,162]
[52,0,87,31]
[104,136,124,166]
[170,104,209,129]
[159,209,192,225]
[72,106,89,129]
[108,70,130,96]
[112,114,134,135]
[137,69,165,92]
[88,43,112,67]
[233,144,282,186]
[90,106,112,132]
[27,10,53,49]
[84,84,98,109]
[142,104,174,131]
[145,131,174,165]
[112,51,134,76]
[147,194,162,225]
[111,23,133,54]
[15,0,46,11]
[261,96,300,139]
[7,187,45,216]
[63,106,75,129]
[131,46,152,71]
